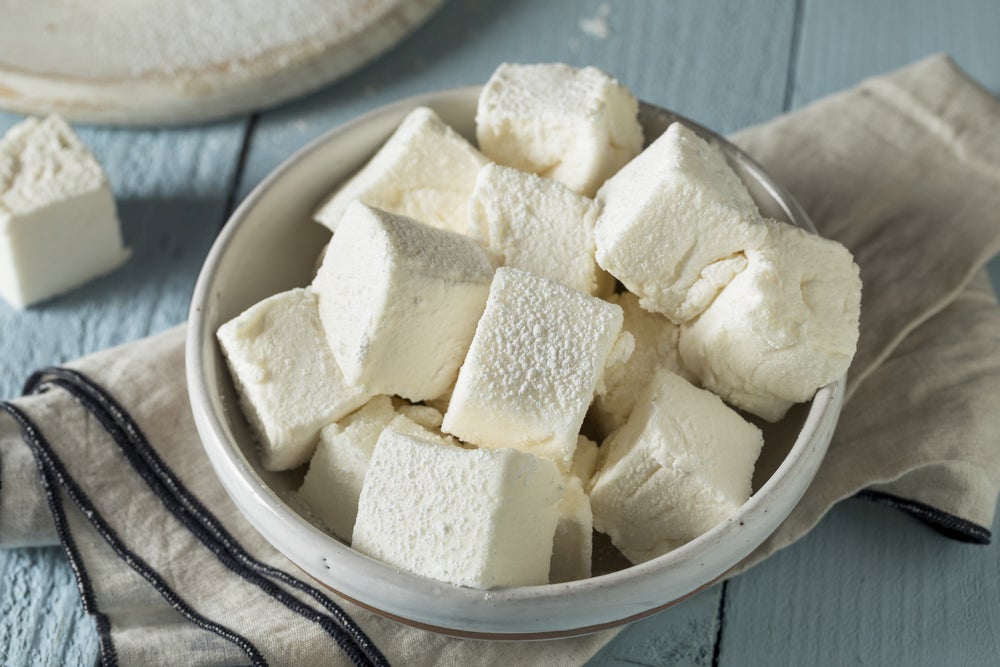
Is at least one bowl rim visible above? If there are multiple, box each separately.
[186,85,841,637]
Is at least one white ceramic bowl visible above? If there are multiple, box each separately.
[187,87,842,639]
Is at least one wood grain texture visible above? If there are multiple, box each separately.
[718,500,1000,666]
[0,112,248,667]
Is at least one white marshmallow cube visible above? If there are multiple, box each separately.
[314,107,488,235]
[571,435,599,485]
[0,115,130,308]
[591,292,693,437]
[298,396,397,541]
[550,475,593,583]
[352,420,563,589]
[679,220,862,421]
[442,267,624,470]
[217,288,372,471]
[476,63,643,197]
[314,202,495,402]
[589,369,763,564]
[468,163,603,294]
[595,122,766,323]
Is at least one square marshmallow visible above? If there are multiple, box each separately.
[217,288,372,471]
[679,220,862,421]
[468,163,603,295]
[313,202,495,402]
[442,267,624,470]
[0,115,130,308]
[589,369,763,564]
[352,420,563,589]
[595,122,766,323]
[298,396,397,541]
[314,107,488,235]
[476,63,643,197]
[591,292,693,438]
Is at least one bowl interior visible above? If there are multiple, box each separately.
[188,87,836,637]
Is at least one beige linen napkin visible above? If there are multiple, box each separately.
[2,54,1000,665]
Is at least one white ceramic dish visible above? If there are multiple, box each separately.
[186,87,842,639]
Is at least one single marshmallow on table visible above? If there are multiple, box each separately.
[298,396,397,541]
[442,267,624,470]
[313,202,495,402]
[313,106,488,235]
[0,115,130,309]
[679,220,862,422]
[217,288,372,471]
[595,121,767,324]
[467,163,604,295]
[476,63,644,198]
[591,291,693,438]
[352,417,563,589]
[589,369,763,564]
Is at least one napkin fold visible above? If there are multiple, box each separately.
[2,54,1000,666]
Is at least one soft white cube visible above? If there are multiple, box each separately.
[476,63,643,197]
[594,122,766,323]
[352,421,563,589]
[0,115,130,308]
[313,202,495,402]
[591,292,693,437]
[589,369,763,564]
[550,475,593,583]
[217,288,372,471]
[468,164,603,295]
[298,396,397,541]
[442,267,624,470]
[314,107,488,234]
[679,221,862,421]
[571,435,599,485]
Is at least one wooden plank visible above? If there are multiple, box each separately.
[719,500,1000,666]
[0,111,247,666]
[719,1,1000,664]
[237,2,797,664]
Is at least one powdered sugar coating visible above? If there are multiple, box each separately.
[442,267,623,470]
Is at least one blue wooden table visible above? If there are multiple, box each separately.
[2,2,999,665]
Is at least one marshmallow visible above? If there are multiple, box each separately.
[550,475,593,583]
[476,63,643,197]
[591,292,692,437]
[395,403,444,431]
[679,220,862,421]
[468,163,602,294]
[594,122,766,323]
[298,396,397,541]
[442,267,624,470]
[217,288,372,471]
[352,420,563,588]
[313,202,495,402]
[0,115,130,308]
[571,435,599,485]
[589,369,763,564]
[314,107,488,234]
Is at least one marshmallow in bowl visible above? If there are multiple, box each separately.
[467,163,603,295]
[352,417,563,589]
[589,369,763,564]
[216,288,372,471]
[313,106,488,235]
[679,220,862,422]
[590,291,693,438]
[594,122,766,324]
[313,202,495,402]
[550,475,593,583]
[476,63,644,197]
[442,267,624,471]
[298,395,397,541]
